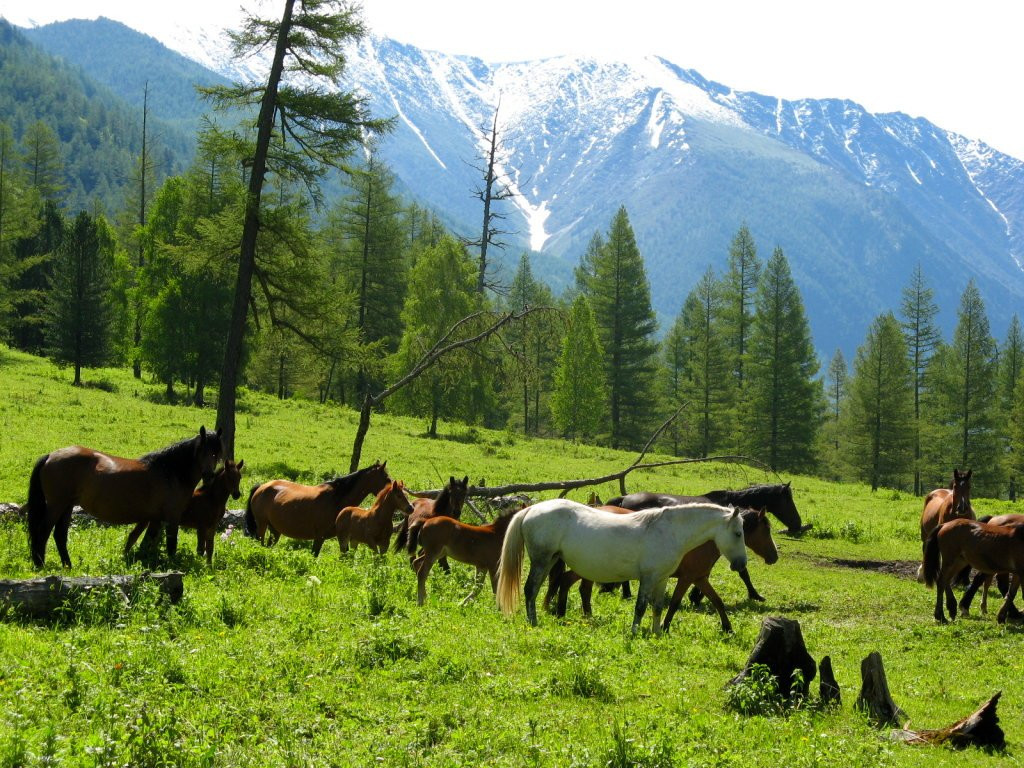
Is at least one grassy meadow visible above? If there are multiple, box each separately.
[1,346,1023,767]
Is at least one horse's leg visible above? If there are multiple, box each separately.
[124,522,148,558]
[933,573,948,623]
[620,581,631,600]
[543,559,566,613]
[53,509,73,569]
[997,574,1022,624]
[438,556,451,574]
[523,554,556,627]
[413,551,435,606]
[959,571,987,616]
[736,567,765,601]
[165,523,179,558]
[695,577,732,633]
[459,569,486,607]
[648,579,669,636]
[687,584,704,606]
[578,580,594,618]
[662,577,694,633]
[204,529,214,565]
[555,575,574,618]
[312,538,325,557]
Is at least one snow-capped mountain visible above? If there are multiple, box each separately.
[16,16,1024,353]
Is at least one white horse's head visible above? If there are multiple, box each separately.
[714,507,747,572]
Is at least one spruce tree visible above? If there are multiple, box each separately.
[551,294,607,441]
[821,348,848,480]
[20,120,65,204]
[506,253,559,435]
[1000,315,1024,498]
[741,246,822,471]
[846,313,914,490]
[45,211,114,385]
[585,206,658,449]
[899,264,942,495]
[720,223,761,390]
[660,311,690,456]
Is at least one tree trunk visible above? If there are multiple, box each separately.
[856,651,907,727]
[729,616,816,701]
[819,655,840,707]
[0,572,183,619]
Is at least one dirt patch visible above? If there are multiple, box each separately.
[809,555,920,580]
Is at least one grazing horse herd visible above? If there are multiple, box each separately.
[19,429,1024,630]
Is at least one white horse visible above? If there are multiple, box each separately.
[496,498,747,634]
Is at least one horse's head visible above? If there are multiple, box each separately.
[196,426,224,483]
[742,507,779,564]
[363,460,391,494]
[772,482,805,533]
[713,507,748,572]
[446,475,470,517]
[952,468,973,517]
[225,459,244,500]
[384,480,415,517]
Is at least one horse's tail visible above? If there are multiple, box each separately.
[26,454,50,567]
[923,527,941,588]
[406,519,423,555]
[393,516,410,553]
[244,485,258,537]
[496,510,527,615]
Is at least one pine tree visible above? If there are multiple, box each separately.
[551,294,607,441]
[1000,315,1024,498]
[741,246,822,471]
[45,211,114,385]
[899,264,942,495]
[585,206,658,449]
[720,223,761,390]
[923,280,1001,494]
[678,267,733,457]
[846,313,914,490]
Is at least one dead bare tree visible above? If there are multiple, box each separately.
[348,307,543,472]
[466,101,516,293]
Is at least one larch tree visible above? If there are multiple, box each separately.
[720,223,761,391]
[899,263,942,495]
[846,313,914,491]
[585,206,658,449]
[660,311,691,456]
[1000,315,1024,498]
[741,246,822,472]
[924,280,1001,495]
[551,294,607,441]
[820,348,848,480]
[678,267,733,457]
[202,0,391,457]
[20,120,65,205]
[45,211,114,385]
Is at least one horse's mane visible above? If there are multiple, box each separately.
[712,484,787,504]
[325,464,376,496]
[139,434,205,485]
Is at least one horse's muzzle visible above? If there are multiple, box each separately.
[729,556,748,572]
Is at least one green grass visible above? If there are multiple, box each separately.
[1,347,1023,766]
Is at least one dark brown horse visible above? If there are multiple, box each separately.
[26,427,223,567]
[959,513,1024,617]
[917,468,973,581]
[393,475,469,570]
[335,480,414,555]
[924,517,1024,624]
[548,507,778,632]
[407,509,517,606]
[244,461,390,556]
[606,483,802,602]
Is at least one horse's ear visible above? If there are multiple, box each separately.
[730,507,739,519]
[966,469,973,479]
[462,475,469,485]
[237,460,244,470]
[381,460,387,469]
[200,426,207,439]
[758,507,767,520]
[784,481,791,489]
[450,476,456,485]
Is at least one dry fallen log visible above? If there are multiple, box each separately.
[729,616,816,700]
[819,655,841,707]
[856,651,907,727]
[891,691,1004,750]
[0,572,183,619]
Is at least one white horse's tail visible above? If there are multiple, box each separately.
[496,509,527,615]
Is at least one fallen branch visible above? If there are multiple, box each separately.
[892,692,1004,750]
[0,572,184,619]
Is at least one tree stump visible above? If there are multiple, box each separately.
[818,655,841,707]
[856,651,907,727]
[892,691,1004,750]
[729,616,816,700]
[0,572,184,619]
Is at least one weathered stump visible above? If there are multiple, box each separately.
[818,655,841,707]
[729,616,816,700]
[856,651,907,727]
[892,691,1004,750]
[0,572,184,619]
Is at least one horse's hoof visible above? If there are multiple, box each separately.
[750,594,766,602]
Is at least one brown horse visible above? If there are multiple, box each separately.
[924,517,1024,623]
[26,427,223,567]
[407,509,517,606]
[245,461,390,556]
[549,507,778,632]
[960,513,1024,616]
[917,468,973,581]
[335,480,414,555]
[126,459,245,565]
[393,475,469,568]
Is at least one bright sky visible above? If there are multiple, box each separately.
[5,0,1023,160]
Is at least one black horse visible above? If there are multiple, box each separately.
[606,482,806,603]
